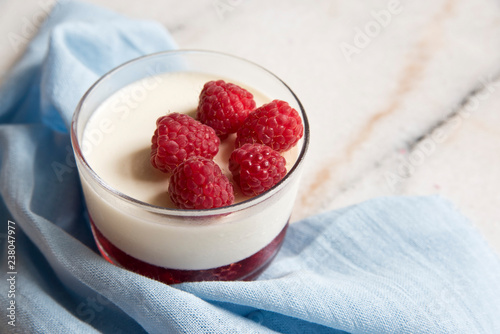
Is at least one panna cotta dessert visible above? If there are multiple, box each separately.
[71,51,309,284]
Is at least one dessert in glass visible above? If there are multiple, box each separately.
[71,50,310,284]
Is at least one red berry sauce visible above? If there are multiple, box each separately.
[90,218,288,285]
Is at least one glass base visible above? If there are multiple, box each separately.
[90,218,288,284]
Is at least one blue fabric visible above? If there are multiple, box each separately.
[1,1,499,333]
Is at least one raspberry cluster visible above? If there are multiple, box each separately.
[150,80,304,209]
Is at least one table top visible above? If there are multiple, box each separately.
[1,0,499,253]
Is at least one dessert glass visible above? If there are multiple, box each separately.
[71,50,310,284]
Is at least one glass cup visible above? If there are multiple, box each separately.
[71,50,310,284]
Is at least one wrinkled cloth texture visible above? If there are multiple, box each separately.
[1,1,500,333]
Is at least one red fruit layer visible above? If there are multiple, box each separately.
[90,217,288,285]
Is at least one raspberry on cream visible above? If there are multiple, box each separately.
[197,80,256,138]
[236,99,304,153]
[151,112,220,173]
[169,156,234,209]
[229,143,287,197]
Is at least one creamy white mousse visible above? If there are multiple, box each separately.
[80,71,300,270]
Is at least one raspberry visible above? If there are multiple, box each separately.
[151,113,220,173]
[229,143,287,196]
[235,100,303,153]
[197,80,256,138]
[169,157,234,209]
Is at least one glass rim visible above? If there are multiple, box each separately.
[70,49,310,217]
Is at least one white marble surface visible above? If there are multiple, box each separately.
[1,0,499,253]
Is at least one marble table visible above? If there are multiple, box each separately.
[1,0,499,253]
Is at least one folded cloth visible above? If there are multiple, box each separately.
[1,1,499,333]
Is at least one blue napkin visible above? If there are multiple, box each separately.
[1,1,499,333]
